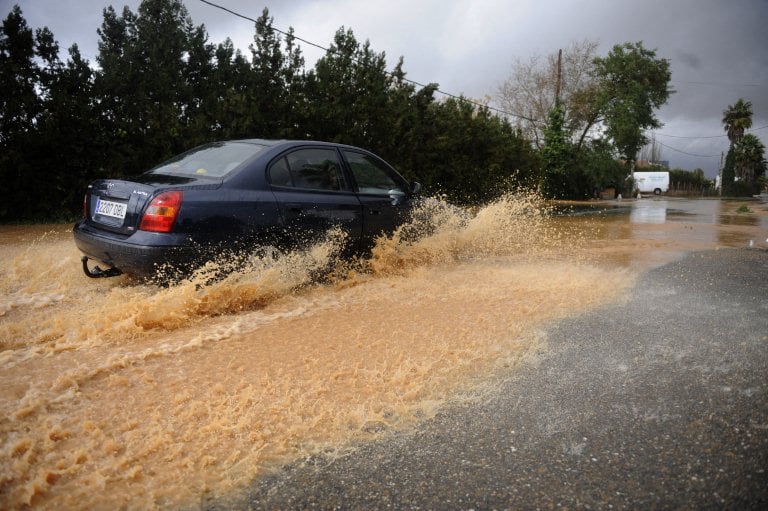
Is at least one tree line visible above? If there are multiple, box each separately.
[4,0,749,223]
[1,0,540,222]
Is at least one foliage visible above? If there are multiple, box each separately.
[539,102,571,198]
[0,1,537,221]
[412,97,540,204]
[733,133,766,183]
[0,5,105,219]
[722,98,752,146]
[540,121,626,201]
[721,149,737,196]
[95,0,202,174]
[498,39,673,199]
[592,41,672,166]
[496,39,601,150]
[727,179,761,197]
[720,99,763,197]
[669,168,708,187]
[573,139,626,198]
[0,2,685,218]
[667,167,714,195]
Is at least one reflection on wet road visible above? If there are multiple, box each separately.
[1,195,766,509]
[560,196,768,268]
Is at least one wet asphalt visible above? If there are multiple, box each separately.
[213,247,768,510]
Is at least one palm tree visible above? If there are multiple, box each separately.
[722,98,753,147]
[720,98,754,196]
[734,133,767,183]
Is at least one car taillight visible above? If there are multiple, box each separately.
[139,191,182,233]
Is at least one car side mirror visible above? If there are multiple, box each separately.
[411,182,422,195]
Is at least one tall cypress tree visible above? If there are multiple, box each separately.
[96,0,200,175]
[0,6,38,219]
[36,44,102,216]
[308,28,391,147]
[245,9,307,139]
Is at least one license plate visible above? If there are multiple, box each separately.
[94,198,127,220]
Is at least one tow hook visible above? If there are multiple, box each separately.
[81,256,122,278]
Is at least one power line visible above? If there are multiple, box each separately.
[199,0,766,154]
[198,0,531,121]
[199,0,327,54]
[654,140,720,158]
[655,124,768,139]
[671,79,764,88]
[655,131,727,140]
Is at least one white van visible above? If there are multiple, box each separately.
[633,171,669,195]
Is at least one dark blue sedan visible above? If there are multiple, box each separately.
[73,139,421,280]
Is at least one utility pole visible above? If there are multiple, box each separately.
[718,151,724,196]
[554,49,562,104]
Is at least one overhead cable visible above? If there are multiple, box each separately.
[654,140,720,158]
[198,0,532,121]
[199,0,766,152]
[655,124,768,139]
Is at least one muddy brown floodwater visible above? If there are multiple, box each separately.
[1,195,766,510]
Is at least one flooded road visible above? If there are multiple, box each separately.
[1,195,766,509]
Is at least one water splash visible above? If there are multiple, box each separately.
[0,192,635,510]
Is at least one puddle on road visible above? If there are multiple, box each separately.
[558,197,768,268]
[1,195,766,509]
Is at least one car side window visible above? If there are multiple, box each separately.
[268,157,292,186]
[269,148,348,191]
[343,150,406,195]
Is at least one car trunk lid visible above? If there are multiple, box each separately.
[85,175,221,235]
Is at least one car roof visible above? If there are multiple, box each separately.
[231,139,364,151]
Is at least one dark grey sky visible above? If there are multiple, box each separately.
[5,0,768,177]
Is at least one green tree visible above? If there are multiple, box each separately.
[209,38,256,140]
[669,168,713,195]
[0,5,39,219]
[0,5,37,143]
[721,150,737,196]
[179,22,215,145]
[734,134,766,184]
[401,97,538,204]
[722,98,752,146]
[593,42,672,170]
[0,5,102,220]
[303,27,539,202]
[95,0,203,175]
[33,43,103,218]
[0,1,546,220]
[306,27,393,148]
[377,73,441,185]
[95,5,139,175]
[248,9,306,138]
[539,102,571,198]
[721,98,754,195]
[574,139,625,197]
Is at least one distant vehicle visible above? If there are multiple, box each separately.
[73,139,421,281]
[633,171,669,195]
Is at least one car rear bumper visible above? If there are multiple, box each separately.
[73,221,196,279]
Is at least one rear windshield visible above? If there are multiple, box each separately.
[148,142,267,178]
